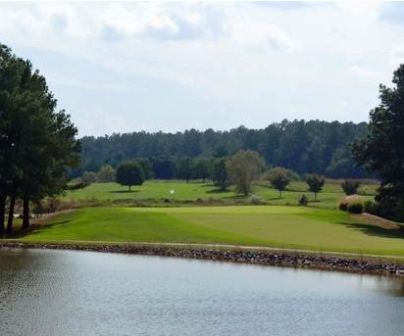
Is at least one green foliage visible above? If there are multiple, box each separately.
[264,167,294,198]
[348,202,364,214]
[249,195,264,205]
[353,64,404,221]
[364,200,378,214]
[116,161,145,191]
[298,194,309,206]
[341,179,361,195]
[82,171,97,185]
[226,150,265,196]
[193,157,212,182]
[306,174,325,201]
[175,158,194,182]
[0,43,80,232]
[211,158,229,191]
[137,159,152,180]
[79,120,369,179]
[66,181,89,191]
[97,165,116,183]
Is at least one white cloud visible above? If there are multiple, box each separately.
[0,2,403,135]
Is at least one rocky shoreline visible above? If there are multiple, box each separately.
[1,241,404,276]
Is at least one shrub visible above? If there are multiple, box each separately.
[339,195,364,214]
[66,181,89,191]
[339,200,348,211]
[97,165,116,182]
[250,195,263,205]
[82,171,97,184]
[364,200,378,214]
[347,202,363,214]
[298,194,308,206]
[341,179,361,195]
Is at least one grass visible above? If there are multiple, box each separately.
[62,180,378,209]
[16,205,404,257]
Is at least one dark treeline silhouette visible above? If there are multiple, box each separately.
[78,120,368,179]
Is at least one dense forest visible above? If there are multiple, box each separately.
[79,119,369,179]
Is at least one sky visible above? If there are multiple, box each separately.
[1,1,404,136]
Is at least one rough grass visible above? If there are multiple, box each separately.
[18,205,404,257]
[62,180,378,209]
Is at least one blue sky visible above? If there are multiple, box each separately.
[1,1,404,136]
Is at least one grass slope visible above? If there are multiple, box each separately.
[19,205,404,257]
[63,180,377,209]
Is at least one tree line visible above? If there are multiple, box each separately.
[0,44,80,234]
[78,119,369,179]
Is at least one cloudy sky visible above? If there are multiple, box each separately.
[1,1,403,136]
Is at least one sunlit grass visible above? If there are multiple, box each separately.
[18,205,404,257]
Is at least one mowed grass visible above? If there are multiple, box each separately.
[20,205,404,257]
[63,180,378,209]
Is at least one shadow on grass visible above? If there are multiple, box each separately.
[109,190,140,194]
[345,222,404,240]
[206,188,231,194]
[6,219,72,239]
[201,183,216,188]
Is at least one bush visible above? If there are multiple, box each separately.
[347,202,363,214]
[364,200,378,214]
[250,195,263,205]
[339,200,348,211]
[33,197,63,214]
[298,194,308,206]
[82,171,97,184]
[97,165,116,182]
[339,195,364,214]
[66,181,89,191]
[341,179,361,195]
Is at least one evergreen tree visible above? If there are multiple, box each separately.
[0,44,80,232]
[353,64,404,220]
[211,158,229,191]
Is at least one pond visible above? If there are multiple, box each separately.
[0,248,404,336]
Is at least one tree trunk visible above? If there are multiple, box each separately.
[314,192,317,201]
[129,185,131,192]
[22,196,30,229]
[0,194,6,235]
[279,190,282,199]
[203,177,205,184]
[6,195,16,234]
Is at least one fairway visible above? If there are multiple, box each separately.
[20,205,404,257]
[63,180,377,209]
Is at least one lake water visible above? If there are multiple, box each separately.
[1,248,404,336]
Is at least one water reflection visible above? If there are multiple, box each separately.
[1,248,404,336]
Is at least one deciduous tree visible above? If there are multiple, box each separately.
[226,150,264,196]
[306,174,325,201]
[116,161,145,191]
[264,167,292,198]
